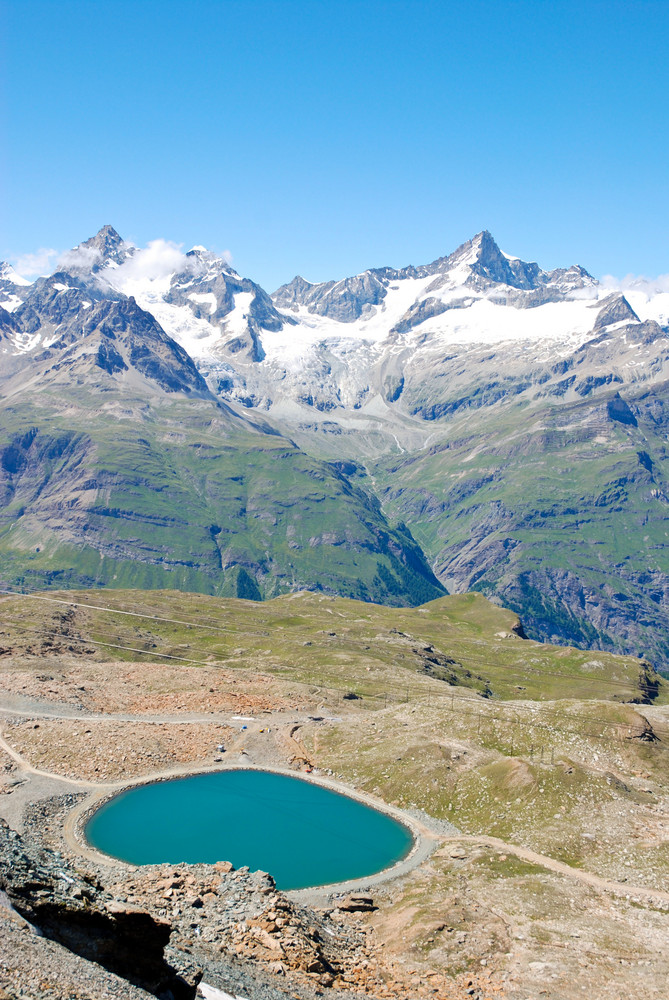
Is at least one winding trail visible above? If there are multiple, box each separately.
[437,835,669,906]
[0,729,100,788]
[1,697,668,907]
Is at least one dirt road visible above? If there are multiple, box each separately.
[2,696,668,910]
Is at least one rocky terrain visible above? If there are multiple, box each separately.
[0,806,385,1000]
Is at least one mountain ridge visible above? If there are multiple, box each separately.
[2,226,669,669]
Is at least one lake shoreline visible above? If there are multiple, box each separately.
[72,761,438,895]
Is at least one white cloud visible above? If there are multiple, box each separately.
[102,239,189,290]
[600,273,669,298]
[57,245,103,272]
[11,248,59,278]
[10,236,235,289]
[566,285,600,300]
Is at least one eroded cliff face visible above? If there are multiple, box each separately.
[0,817,197,999]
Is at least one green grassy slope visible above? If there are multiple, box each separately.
[0,396,443,607]
[372,387,669,669]
[2,587,663,705]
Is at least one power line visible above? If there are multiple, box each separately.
[4,616,669,746]
[0,589,271,638]
[1,588,667,744]
[0,587,657,695]
[0,621,206,665]
[0,614,228,663]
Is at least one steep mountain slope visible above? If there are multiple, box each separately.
[0,404,443,605]
[373,384,669,663]
[0,270,214,395]
[0,243,444,606]
[3,226,669,667]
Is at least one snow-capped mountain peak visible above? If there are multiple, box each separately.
[0,261,33,313]
[0,261,32,287]
[425,230,597,298]
[64,224,136,273]
[441,229,541,289]
[3,225,665,433]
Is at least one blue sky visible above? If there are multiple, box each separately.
[2,0,668,290]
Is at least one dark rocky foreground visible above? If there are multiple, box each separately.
[0,798,383,1000]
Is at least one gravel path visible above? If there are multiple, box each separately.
[3,694,668,911]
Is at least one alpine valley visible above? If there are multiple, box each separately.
[2,226,669,669]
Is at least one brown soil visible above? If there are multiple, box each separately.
[0,657,297,715]
[2,718,234,782]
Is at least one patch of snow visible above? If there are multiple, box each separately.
[52,282,72,292]
[259,283,609,378]
[261,274,436,367]
[138,298,223,357]
[409,296,602,349]
[12,331,46,353]
[0,294,22,312]
[188,292,218,315]
[224,291,254,336]
[198,984,248,1000]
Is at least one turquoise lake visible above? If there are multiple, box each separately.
[85,769,413,890]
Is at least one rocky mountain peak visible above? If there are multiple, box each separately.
[442,230,541,290]
[472,229,519,277]
[0,262,31,287]
[73,225,134,272]
[184,245,238,277]
[473,228,500,255]
[442,229,501,266]
[272,270,387,322]
[185,244,219,263]
[594,293,640,330]
[272,275,315,308]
